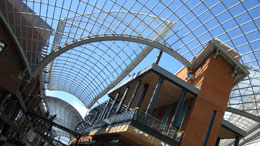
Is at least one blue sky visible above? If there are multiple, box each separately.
[45,47,184,118]
[22,0,259,120]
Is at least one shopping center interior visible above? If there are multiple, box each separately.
[0,0,259,146]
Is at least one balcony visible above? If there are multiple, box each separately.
[88,109,180,146]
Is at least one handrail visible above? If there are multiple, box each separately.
[93,109,180,140]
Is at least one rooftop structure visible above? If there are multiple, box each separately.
[44,96,83,142]
[71,40,248,146]
[0,0,259,146]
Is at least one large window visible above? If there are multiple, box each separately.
[0,41,5,54]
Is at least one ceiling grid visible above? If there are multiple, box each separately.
[0,0,259,145]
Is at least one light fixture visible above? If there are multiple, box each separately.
[0,41,5,54]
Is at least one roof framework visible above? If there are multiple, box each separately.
[0,0,260,145]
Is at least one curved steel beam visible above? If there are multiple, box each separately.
[226,107,260,123]
[65,10,173,24]
[32,34,190,79]
[74,120,86,131]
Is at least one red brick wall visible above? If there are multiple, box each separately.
[176,53,234,146]
[0,0,53,64]
[0,21,24,94]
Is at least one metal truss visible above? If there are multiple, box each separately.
[226,107,260,123]
[0,0,260,145]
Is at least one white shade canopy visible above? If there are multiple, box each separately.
[44,96,83,139]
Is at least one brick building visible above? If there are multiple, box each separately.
[0,0,259,146]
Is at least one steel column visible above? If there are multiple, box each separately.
[106,92,120,118]
[215,137,220,146]
[234,136,241,146]
[154,51,163,64]
[167,90,187,135]
[91,111,98,124]
[101,100,111,120]
[159,104,173,132]
[125,80,142,111]
[97,99,110,121]
[135,83,149,108]
[146,77,164,115]
[115,87,130,114]
[172,90,187,127]
[15,91,27,112]
[0,92,9,105]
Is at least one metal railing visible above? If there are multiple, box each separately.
[92,109,180,141]
[135,110,179,140]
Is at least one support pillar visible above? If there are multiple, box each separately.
[159,104,173,132]
[101,100,111,120]
[135,83,149,108]
[75,136,81,146]
[91,111,98,124]
[154,51,163,64]
[215,137,220,146]
[125,80,141,111]
[98,99,110,121]
[234,136,241,146]
[146,77,164,115]
[167,90,187,136]
[0,92,9,105]
[115,87,129,114]
[106,92,120,118]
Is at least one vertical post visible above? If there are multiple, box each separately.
[135,83,149,108]
[172,90,188,127]
[101,101,111,120]
[215,137,220,146]
[75,135,81,146]
[167,90,187,135]
[147,109,158,127]
[0,92,9,105]
[115,87,130,114]
[234,136,241,146]
[97,99,110,121]
[146,77,164,115]
[91,111,98,124]
[97,110,103,121]
[106,92,120,118]
[154,51,163,64]
[125,80,142,111]
[159,104,173,132]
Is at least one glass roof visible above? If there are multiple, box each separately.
[0,0,259,145]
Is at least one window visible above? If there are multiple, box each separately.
[0,41,6,54]
[203,110,217,146]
